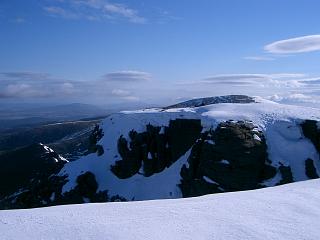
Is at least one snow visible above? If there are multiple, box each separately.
[39,143,54,153]
[165,95,254,109]
[39,143,69,162]
[58,97,320,201]
[253,134,261,141]
[264,121,320,182]
[205,139,215,145]
[58,155,68,162]
[61,146,191,200]
[1,179,320,240]
[220,159,230,165]
[159,126,165,134]
[50,192,55,201]
[203,175,218,184]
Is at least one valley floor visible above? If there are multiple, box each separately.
[1,179,320,240]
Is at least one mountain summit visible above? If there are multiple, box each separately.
[164,95,255,109]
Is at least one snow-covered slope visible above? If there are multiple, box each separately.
[58,96,320,201]
[1,179,320,240]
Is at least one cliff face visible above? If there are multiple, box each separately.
[112,119,202,179]
[180,121,276,197]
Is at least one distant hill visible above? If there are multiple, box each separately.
[0,103,109,130]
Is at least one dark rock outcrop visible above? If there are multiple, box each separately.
[300,120,320,179]
[60,171,108,204]
[86,124,104,156]
[111,119,202,179]
[0,125,108,210]
[1,175,68,209]
[305,158,319,179]
[3,116,317,209]
[0,143,67,199]
[0,171,124,209]
[301,120,320,152]
[179,121,276,197]
[75,171,98,198]
[277,165,293,185]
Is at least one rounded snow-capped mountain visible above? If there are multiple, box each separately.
[164,95,255,109]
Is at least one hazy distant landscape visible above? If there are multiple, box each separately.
[1,0,320,239]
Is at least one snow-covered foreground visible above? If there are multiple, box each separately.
[1,179,320,240]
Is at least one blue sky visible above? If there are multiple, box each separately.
[1,0,320,106]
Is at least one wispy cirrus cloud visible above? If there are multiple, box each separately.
[265,35,320,54]
[44,6,79,19]
[103,2,146,23]
[11,17,27,23]
[243,56,275,61]
[44,0,146,23]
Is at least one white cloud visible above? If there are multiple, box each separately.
[121,96,140,101]
[6,84,31,95]
[287,93,311,100]
[110,89,139,101]
[201,74,266,86]
[12,17,26,23]
[44,1,146,23]
[0,84,48,98]
[60,82,75,94]
[269,73,306,79]
[0,72,50,81]
[102,70,152,82]
[0,70,154,100]
[200,73,306,88]
[4,69,320,108]
[267,93,320,106]
[244,56,275,61]
[265,35,320,54]
[104,3,146,23]
[44,6,79,19]
[0,72,79,98]
[176,73,310,91]
[0,81,78,98]
[111,89,130,96]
